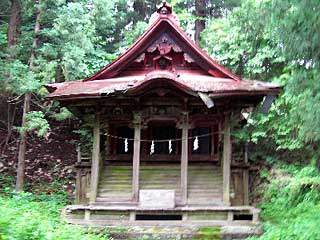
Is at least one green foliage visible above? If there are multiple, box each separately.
[202,0,285,80]
[49,2,96,80]
[197,227,221,240]
[0,59,40,94]
[50,107,74,121]
[202,0,320,162]
[0,191,109,240]
[21,111,50,137]
[0,24,7,48]
[122,21,148,48]
[73,128,93,150]
[249,165,320,240]
[0,174,15,195]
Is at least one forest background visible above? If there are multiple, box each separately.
[0,0,320,239]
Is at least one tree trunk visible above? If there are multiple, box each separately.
[2,0,22,152]
[195,0,206,45]
[7,0,21,48]
[3,102,17,147]
[133,0,147,23]
[15,1,41,192]
[15,93,30,191]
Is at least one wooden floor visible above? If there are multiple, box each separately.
[97,163,224,205]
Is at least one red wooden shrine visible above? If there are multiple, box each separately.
[46,1,281,234]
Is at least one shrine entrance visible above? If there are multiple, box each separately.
[147,122,177,155]
[142,120,181,160]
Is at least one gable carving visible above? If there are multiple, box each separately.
[147,33,182,53]
[128,32,201,72]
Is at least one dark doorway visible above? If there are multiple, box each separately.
[116,126,134,154]
[150,125,177,154]
[191,127,211,154]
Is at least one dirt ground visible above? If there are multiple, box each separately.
[0,120,79,194]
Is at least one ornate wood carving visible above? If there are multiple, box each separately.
[147,33,182,53]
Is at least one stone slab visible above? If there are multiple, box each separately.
[139,190,175,209]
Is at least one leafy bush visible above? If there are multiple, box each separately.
[19,111,50,138]
[249,165,320,240]
[0,191,109,240]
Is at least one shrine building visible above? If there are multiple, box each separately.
[45,1,281,234]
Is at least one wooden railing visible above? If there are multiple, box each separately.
[76,145,91,164]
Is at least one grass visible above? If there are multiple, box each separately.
[196,227,221,240]
[0,174,109,240]
[2,164,320,240]
[248,164,320,240]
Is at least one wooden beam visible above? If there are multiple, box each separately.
[76,145,81,163]
[222,112,231,205]
[89,113,100,203]
[180,112,189,205]
[132,113,141,202]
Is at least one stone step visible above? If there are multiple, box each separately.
[101,175,221,179]
[97,193,132,197]
[101,167,221,174]
[98,186,180,192]
[99,180,180,184]
[98,165,224,204]
[96,197,132,202]
[101,167,221,171]
[64,219,261,239]
[96,193,132,198]
[98,188,220,194]
[100,175,221,179]
[100,178,221,183]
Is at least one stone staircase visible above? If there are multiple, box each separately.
[96,164,223,205]
[97,165,133,203]
[187,165,223,205]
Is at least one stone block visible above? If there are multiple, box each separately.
[139,190,175,209]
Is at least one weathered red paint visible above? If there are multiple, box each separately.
[45,2,281,101]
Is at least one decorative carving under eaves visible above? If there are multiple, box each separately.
[139,106,182,126]
[134,53,145,63]
[147,33,182,53]
[184,53,194,63]
[112,107,123,115]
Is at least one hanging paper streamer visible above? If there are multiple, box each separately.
[168,139,172,154]
[124,138,129,153]
[193,136,199,151]
[150,140,155,155]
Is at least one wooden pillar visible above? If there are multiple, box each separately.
[104,124,111,157]
[180,112,189,205]
[222,112,231,205]
[243,145,249,205]
[89,113,100,203]
[132,113,141,202]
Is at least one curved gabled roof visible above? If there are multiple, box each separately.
[45,1,281,101]
[46,72,280,100]
[84,1,240,81]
